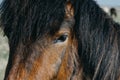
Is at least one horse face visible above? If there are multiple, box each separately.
[5,2,80,80]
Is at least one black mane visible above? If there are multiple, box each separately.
[0,0,120,80]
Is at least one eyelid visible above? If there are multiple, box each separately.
[58,28,70,34]
[61,32,69,36]
[56,32,69,38]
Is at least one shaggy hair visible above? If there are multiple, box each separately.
[0,0,120,80]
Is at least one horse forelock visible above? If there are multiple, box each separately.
[0,0,67,44]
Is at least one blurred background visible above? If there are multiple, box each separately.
[0,0,120,80]
[96,0,120,22]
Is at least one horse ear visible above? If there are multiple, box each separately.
[65,1,74,18]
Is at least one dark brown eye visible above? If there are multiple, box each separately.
[53,34,68,43]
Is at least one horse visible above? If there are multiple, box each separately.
[0,0,120,80]
[110,7,117,17]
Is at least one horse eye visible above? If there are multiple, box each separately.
[53,34,68,43]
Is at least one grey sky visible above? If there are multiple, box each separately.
[96,0,120,6]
